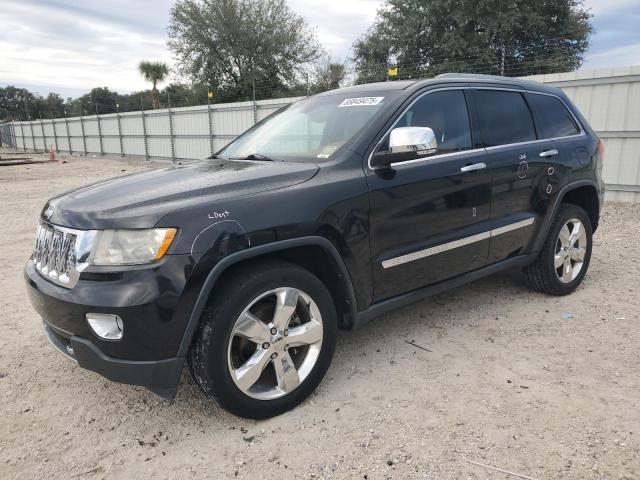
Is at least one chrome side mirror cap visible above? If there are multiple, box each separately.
[371,127,438,168]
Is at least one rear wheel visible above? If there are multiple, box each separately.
[524,203,593,295]
[188,260,337,419]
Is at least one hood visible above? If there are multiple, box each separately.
[46,159,319,229]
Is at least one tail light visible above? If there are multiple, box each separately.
[597,139,604,157]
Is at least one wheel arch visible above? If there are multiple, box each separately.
[177,236,359,357]
[532,180,601,252]
[561,184,600,232]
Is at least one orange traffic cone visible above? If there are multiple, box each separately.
[49,145,55,162]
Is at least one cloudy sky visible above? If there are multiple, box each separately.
[1,0,639,98]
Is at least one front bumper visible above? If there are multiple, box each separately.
[43,321,183,399]
[25,254,202,399]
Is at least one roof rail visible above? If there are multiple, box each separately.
[435,73,510,80]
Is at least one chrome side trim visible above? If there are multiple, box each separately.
[389,147,484,168]
[381,217,535,269]
[490,217,535,236]
[382,231,491,269]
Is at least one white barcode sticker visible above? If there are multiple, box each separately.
[338,97,384,107]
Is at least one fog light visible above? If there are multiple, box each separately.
[86,313,123,341]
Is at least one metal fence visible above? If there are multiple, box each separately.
[0,97,303,162]
[2,65,639,201]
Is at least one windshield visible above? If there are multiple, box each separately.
[218,92,398,162]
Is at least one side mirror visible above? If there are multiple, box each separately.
[371,127,438,168]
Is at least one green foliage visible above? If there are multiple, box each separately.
[168,0,323,101]
[0,87,65,121]
[138,61,170,84]
[138,61,170,108]
[352,0,592,83]
[309,57,347,95]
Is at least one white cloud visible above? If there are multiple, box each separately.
[584,0,639,14]
[0,0,174,96]
[583,42,640,68]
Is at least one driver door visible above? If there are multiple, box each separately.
[366,88,493,302]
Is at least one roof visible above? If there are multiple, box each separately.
[431,72,552,91]
[316,73,559,98]
[315,80,418,97]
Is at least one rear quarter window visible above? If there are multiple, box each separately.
[473,90,536,147]
[525,93,581,139]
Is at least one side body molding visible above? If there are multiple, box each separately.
[177,236,359,356]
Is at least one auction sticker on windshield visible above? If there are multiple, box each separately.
[338,97,384,107]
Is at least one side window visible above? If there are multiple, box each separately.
[473,90,536,146]
[378,90,472,156]
[526,93,580,138]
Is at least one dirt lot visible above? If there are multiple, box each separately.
[1,149,639,480]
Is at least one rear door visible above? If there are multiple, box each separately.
[367,88,493,302]
[469,88,556,264]
[525,91,585,178]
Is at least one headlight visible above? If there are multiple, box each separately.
[91,228,177,266]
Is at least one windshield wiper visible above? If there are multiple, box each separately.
[229,153,277,162]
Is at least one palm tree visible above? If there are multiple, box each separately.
[138,61,169,109]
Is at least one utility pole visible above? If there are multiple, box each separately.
[64,109,72,155]
[207,87,214,157]
[95,102,103,156]
[252,79,257,125]
[116,97,123,157]
[168,93,175,163]
[140,96,149,161]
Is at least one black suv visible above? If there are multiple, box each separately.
[25,74,604,419]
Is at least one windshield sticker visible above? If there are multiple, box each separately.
[338,96,384,108]
[317,145,338,158]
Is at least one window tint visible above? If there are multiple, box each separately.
[526,93,580,138]
[474,90,536,146]
[378,90,472,156]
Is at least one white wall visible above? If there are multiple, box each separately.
[5,97,303,162]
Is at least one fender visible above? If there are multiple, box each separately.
[531,179,600,253]
[176,236,359,356]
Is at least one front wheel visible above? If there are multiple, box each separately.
[188,260,337,419]
[524,203,593,295]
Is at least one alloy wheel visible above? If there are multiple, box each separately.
[227,287,323,400]
[554,217,588,284]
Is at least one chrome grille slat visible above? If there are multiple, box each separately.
[32,222,81,287]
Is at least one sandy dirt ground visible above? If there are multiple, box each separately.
[1,148,639,480]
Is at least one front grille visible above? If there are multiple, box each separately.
[33,222,78,286]
[32,221,97,288]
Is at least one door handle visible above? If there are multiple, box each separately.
[539,149,559,158]
[460,162,486,172]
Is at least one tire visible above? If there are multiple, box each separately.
[188,259,337,419]
[524,203,593,295]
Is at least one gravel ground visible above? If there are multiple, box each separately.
[1,149,639,480]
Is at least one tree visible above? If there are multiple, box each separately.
[0,86,37,121]
[309,57,347,94]
[43,93,65,118]
[168,0,323,101]
[352,0,592,83]
[139,61,169,109]
[65,87,119,115]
